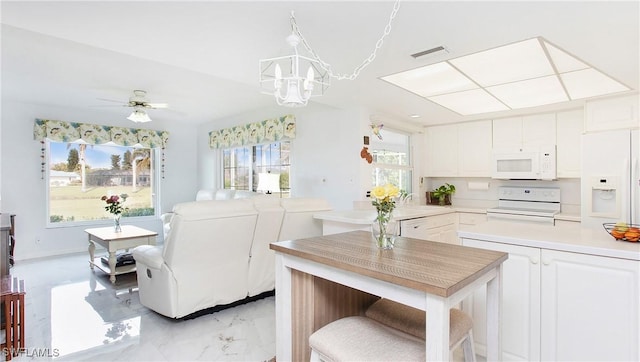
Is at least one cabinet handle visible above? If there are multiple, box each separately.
[413,225,420,229]
[542,258,552,266]
[530,257,539,264]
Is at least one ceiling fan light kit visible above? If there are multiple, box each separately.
[127,107,152,123]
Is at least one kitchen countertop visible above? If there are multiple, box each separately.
[314,206,456,224]
[458,220,640,261]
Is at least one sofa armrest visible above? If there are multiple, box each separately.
[160,212,174,224]
[132,245,164,270]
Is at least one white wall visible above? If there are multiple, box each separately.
[198,103,366,211]
[0,100,199,260]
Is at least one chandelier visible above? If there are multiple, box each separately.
[259,32,329,107]
[259,1,401,107]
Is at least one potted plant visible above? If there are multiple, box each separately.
[427,183,456,206]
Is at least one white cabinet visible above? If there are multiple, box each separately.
[540,249,639,362]
[457,212,487,243]
[425,120,492,177]
[458,120,492,177]
[425,124,458,176]
[493,114,556,148]
[462,238,640,361]
[555,109,583,178]
[462,239,541,361]
[585,94,639,132]
[400,213,458,245]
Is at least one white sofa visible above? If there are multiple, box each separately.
[132,197,332,318]
[160,189,263,239]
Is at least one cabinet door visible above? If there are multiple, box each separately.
[425,125,458,176]
[585,94,639,132]
[492,117,522,148]
[555,109,583,178]
[462,239,541,361]
[540,249,640,361]
[522,113,556,146]
[458,120,493,177]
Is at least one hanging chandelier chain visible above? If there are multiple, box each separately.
[289,0,401,81]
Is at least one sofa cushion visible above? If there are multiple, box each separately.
[195,189,215,201]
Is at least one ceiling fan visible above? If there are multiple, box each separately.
[96,90,169,123]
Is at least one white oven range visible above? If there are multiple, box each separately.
[487,186,561,224]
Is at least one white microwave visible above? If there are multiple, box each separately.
[491,146,556,180]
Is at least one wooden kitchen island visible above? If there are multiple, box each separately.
[270,230,508,361]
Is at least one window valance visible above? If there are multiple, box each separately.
[209,114,295,149]
[33,119,169,148]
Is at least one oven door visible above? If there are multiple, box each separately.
[487,211,555,224]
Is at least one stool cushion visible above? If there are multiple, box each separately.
[309,316,424,361]
[365,298,473,347]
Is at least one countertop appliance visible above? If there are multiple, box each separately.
[487,186,561,224]
[581,129,639,229]
[491,146,556,180]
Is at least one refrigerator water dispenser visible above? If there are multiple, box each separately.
[588,176,621,218]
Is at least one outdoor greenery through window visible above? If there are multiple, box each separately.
[48,141,157,224]
[223,141,290,197]
[370,129,412,195]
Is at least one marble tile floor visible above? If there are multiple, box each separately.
[6,252,275,361]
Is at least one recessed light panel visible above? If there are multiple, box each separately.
[381,36,632,116]
[450,38,554,87]
[381,62,477,97]
[487,76,568,109]
[428,89,509,115]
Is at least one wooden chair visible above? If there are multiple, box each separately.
[1,276,25,361]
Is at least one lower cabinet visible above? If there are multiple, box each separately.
[400,213,458,245]
[462,238,639,361]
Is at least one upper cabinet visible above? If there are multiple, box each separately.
[425,124,459,177]
[425,120,492,177]
[585,94,639,132]
[458,120,492,177]
[493,114,556,149]
[556,109,583,178]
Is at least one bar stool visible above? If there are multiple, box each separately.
[309,298,476,362]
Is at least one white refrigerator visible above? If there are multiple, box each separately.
[581,129,640,228]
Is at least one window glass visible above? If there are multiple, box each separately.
[223,141,290,197]
[369,129,412,194]
[48,141,157,224]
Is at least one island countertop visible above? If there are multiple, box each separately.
[458,221,640,261]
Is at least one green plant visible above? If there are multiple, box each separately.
[432,183,456,206]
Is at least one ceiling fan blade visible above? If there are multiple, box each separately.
[147,103,169,109]
[96,97,126,104]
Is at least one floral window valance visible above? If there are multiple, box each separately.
[33,119,169,148]
[209,114,295,149]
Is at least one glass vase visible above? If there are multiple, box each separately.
[114,214,122,233]
[372,212,397,250]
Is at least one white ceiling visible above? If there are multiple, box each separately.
[1,1,638,127]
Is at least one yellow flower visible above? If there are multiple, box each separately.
[371,185,387,200]
[384,184,400,198]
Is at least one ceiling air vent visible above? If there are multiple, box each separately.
[411,46,448,58]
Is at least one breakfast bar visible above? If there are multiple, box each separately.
[270,230,508,361]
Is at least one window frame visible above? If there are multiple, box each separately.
[45,140,160,228]
[222,141,291,196]
[370,128,413,194]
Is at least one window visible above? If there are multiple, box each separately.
[223,141,290,197]
[47,141,157,224]
[370,129,412,194]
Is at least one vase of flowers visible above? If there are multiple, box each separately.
[101,194,128,232]
[371,184,400,249]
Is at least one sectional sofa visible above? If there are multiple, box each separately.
[132,195,332,318]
